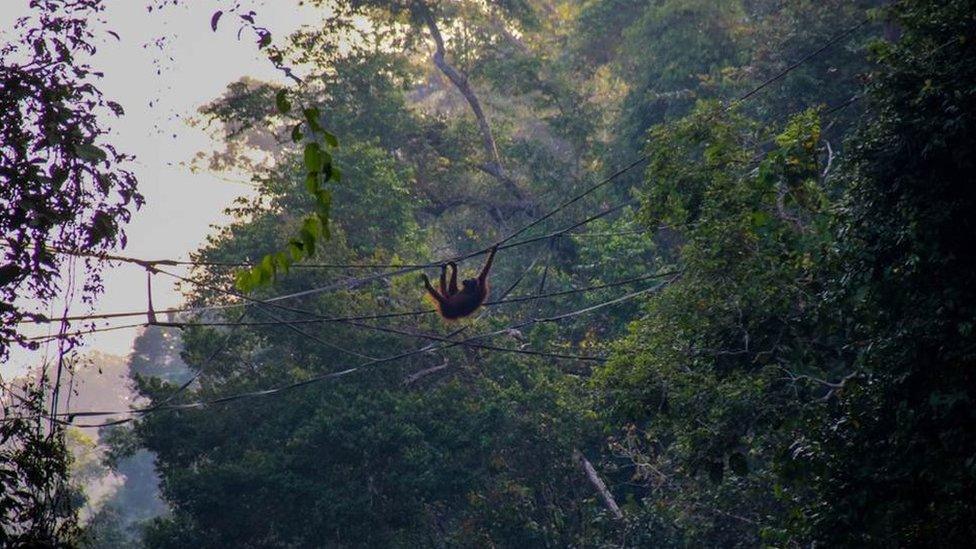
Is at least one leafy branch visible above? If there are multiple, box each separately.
[209,10,339,292]
[234,93,340,292]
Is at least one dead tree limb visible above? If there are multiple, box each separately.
[573,448,624,520]
[404,358,450,386]
[415,2,526,202]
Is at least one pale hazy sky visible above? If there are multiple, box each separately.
[2,1,315,374]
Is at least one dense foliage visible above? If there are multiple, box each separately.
[598,1,976,544]
[1,383,79,545]
[4,0,971,546]
[1,1,140,545]
[0,0,141,358]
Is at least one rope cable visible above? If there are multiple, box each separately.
[8,280,675,428]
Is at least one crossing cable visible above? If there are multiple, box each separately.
[149,56,867,334]
[397,237,568,380]
[158,259,431,270]
[11,277,674,427]
[20,78,861,343]
[31,77,860,334]
[20,199,638,326]
[149,260,680,334]
[209,197,638,302]
[26,66,851,346]
[9,18,869,428]
[20,269,677,345]
[246,299,377,360]
[152,308,251,410]
[418,238,554,353]
[27,17,867,328]
[149,229,642,267]
[4,310,254,428]
[732,19,869,107]
[44,19,858,422]
[185,271,678,327]
[25,322,151,344]
[345,320,605,362]
[24,83,863,342]
[145,261,660,363]
[7,280,675,428]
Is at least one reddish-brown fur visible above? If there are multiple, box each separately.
[422,246,497,320]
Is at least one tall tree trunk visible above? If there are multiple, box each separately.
[415,2,526,202]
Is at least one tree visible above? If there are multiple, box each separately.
[129,325,188,384]
[594,0,976,544]
[1,383,79,545]
[800,1,976,542]
[0,0,141,358]
[596,104,841,545]
[1,1,140,543]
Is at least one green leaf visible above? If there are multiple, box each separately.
[251,269,264,290]
[234,269,252,292]
[275,251,291,274]
[316,190,332,237]
[322,131,338,148]
[275,90,291,114]
[288,240,304,261]
[303,143,321,172]
[75,143,107,162]
[316,188,332,210]
[0,264,22,286]
[303,107,323,132]
[260,254,275,277]
[257,264,271,285]
[304,215,322,238]
[300,217,320,255]
[305,172,319,194]
[301,234,315,257]
[232,118,342,292]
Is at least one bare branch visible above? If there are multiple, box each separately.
[404,358,450,386]
[573,448,624,520]
[415,2,526,201]
[822,139,835,179]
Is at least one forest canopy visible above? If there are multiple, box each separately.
[3,0,976,546]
